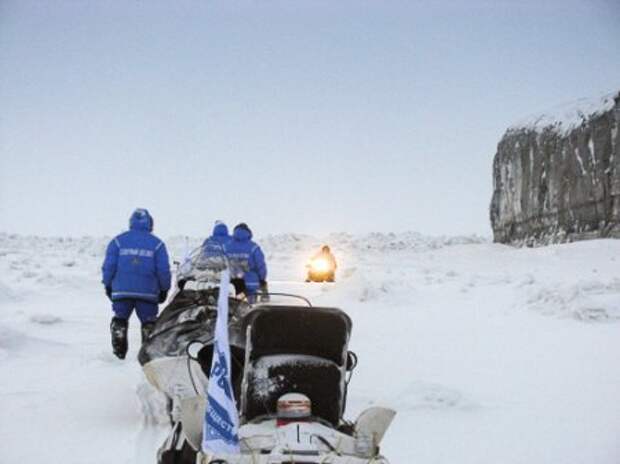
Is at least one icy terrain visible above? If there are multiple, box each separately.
[1,232,620,463]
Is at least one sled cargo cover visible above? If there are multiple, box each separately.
[138,288,247,365]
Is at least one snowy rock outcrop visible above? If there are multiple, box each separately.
[490,90,620,245]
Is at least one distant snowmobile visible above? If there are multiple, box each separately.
[306,245,337,282]
[139,247,395,464]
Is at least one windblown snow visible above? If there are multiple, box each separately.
[1,232,620,463]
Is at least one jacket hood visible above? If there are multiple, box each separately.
[233,223,252,241]
[212,221,229,237]
[129,208,153,232]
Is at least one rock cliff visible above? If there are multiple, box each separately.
[490,91,620,244]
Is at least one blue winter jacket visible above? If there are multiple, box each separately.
[201,222,231,248]
[201,222,231,260]
[224,225,267,283]
[101,209,171,302]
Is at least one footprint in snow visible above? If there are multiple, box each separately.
[401,382,479,412]
[92,350,125,364]
[30,314,63,325]
[136,381,172,425]
[340,267,357,279]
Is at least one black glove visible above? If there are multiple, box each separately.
[105,286,112,301]
[259,280,270,302]
[158,290,168,304]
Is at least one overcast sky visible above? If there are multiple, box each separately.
[1,0,619,238]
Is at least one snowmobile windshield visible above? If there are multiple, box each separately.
[177,244,228,289]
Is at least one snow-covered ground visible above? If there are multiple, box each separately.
[1,232,620,463]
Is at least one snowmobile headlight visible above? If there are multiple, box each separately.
[311,258,330,273]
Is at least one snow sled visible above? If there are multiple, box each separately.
[138,287,249,418]
[138,246,251,421]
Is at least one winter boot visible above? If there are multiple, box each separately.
[141,321,155,344]
[110,317,129,359]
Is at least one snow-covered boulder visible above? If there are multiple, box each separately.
[490,90,620,245]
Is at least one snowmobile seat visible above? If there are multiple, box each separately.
[240,305,352,426]
[242,305,351,365]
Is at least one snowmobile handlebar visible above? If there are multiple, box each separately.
[251,292,313,307]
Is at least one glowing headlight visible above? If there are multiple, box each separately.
[311,258,330,272]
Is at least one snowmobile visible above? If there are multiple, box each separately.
[305,246,337,282]
[140,246,395,464]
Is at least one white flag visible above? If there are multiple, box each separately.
[202,269,240,454]
[178,236,193,276]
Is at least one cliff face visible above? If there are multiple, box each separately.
[490,91,620,245]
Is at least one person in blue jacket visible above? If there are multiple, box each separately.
[101,208,171,359]
[200,220,231,260]
[224,223,268,301]
[202,220,231,248]
[175,220,231,291]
